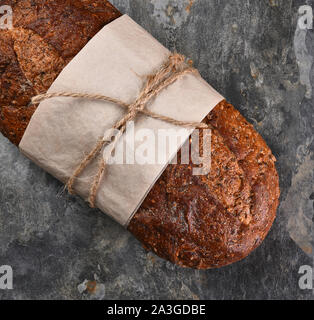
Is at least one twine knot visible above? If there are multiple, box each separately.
[169,53,185,69]
[30,53,211,208]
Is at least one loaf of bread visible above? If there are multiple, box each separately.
[0,1,280,269]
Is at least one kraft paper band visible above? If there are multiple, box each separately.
[19,15,224,227]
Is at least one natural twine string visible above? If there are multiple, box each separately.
[30,53,212,208]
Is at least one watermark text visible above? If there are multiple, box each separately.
[0,265,13,290]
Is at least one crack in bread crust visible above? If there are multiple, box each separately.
[0,0,121,145]
[0,2,280,269]
[11,27,65,94]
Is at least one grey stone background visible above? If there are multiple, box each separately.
[0,0,313,299]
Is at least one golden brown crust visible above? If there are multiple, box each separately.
[129,100,279,269]
[0,1,280,269]
[0,0,121,145]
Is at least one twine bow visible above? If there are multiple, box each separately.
[31,53,211,208]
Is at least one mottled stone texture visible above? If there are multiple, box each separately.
[0,0,313,299]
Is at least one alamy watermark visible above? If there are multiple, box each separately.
[298,265,313,290]
[101,121,212,176]
[295,5,314,98]
[0,5,12,30]
[0,5,13,292]
[0,265,13,290]
[298,5,313,30]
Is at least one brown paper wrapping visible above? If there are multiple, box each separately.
[19,15,224,227]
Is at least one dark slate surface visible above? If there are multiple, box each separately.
[0,0,313,300]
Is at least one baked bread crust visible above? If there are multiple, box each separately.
[129,100,280,268]
[0,0,121,145]
[0,1,280,269]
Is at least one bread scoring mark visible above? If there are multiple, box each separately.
[0,1,121,145]
[10,27,65,94]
